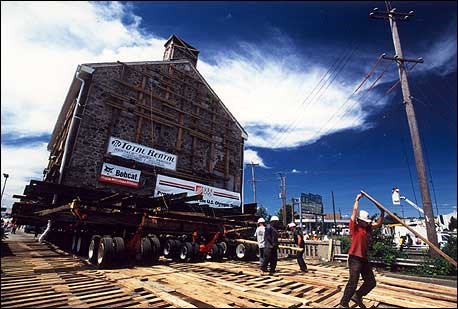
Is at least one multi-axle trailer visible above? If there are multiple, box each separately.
[13,180,260,268]
[12,35,261,267]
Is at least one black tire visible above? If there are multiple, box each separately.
[88,235,101,264]
[74,234,82,254]
[246,244,258,261]
[136,237,152,265]
[78,234,90,257]
[71,234,78,253]
[178,242,193,262]
[226,243,236,259]
[207,243,223,261]
[235,243,247,260]
[215,243,224,261]
[148,236,161,263]
[219,241,228,256]
[97,237,114,268]
[112,237,125,264]
[163,238,178,259]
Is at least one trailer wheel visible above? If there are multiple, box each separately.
[235,243,247,260]
[219,241,228,256]
[207,243,223,261]
[71,234,78,253]
[226,243,237,259]
[148,236,161,263]
[136,237,152,265]
[75,234,82,253]
[178,242,193,262]
[88,235,101,264]
[112,237,125,264]
[97,237,114,268]
[163,238,178,259]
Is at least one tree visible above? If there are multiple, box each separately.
[448,217,457,231]
[255,205,269,221]
[383,213,398,225]
[277,204,293,228]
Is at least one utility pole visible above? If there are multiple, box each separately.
[279,173,287,227]
[298,198,303,229]
[247,162,259,204]
[291,197,295,225]
[331,191,337,235]
[370,3,439,252]
[1,173,9,206]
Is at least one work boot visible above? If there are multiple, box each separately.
[351,293,366,308]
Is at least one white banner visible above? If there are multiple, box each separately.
[107,137,177,170]
[392,188,401,205]
[99,162,141,188]
[154,174,241,208]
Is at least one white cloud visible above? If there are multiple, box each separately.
[198,43,369,149]
[2,2,452,208]
[1,1,164,137]
[1,143,49,210]
[244,149,267,168]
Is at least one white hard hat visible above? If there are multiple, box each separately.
[257,218,265,223]
[287,222,296,228]
[358,210,372,223]
[270,215,279,222]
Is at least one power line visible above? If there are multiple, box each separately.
[270,41,359,149]
[314,56,391,139]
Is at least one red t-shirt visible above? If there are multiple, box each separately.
[348,218,372,259]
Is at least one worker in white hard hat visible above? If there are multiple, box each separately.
[339,193,384,308]
[288,222,308,272]
[254,217,266,270]
[260,215,279,275]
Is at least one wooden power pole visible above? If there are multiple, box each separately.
[248,162,259,204]
[279,173,287,226]
[370,3,439,252]
[331,191,337,235]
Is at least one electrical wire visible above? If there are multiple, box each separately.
[314,56,390,139]
[268,41,359,149]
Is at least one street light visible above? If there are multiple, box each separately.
[1,173,9,205]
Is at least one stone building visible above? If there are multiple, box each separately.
[44,35,247,202]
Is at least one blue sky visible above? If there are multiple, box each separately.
[1,1,456,218]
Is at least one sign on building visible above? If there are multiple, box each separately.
[107,137,177,171]
[154,174,241,208]
[99,162,141,188]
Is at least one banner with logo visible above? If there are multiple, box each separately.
[107,137,177,171]
[99,162,141,188]
[154,174,241,208]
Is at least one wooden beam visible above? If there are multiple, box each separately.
[361,190,457,268]
[35,204,70,216]
[236,239,304,252]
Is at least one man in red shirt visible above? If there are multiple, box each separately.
[339,193,384,308]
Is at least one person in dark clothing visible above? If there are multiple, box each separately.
[288,222,308,272]
[261,215,279,275]
[339,193,384,308]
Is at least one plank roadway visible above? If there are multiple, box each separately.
[1,232,457,308]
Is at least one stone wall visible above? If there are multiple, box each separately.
[62,61,244,196]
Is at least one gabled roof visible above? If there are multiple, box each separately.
[164,34,199,53]
[48,59,248,151]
